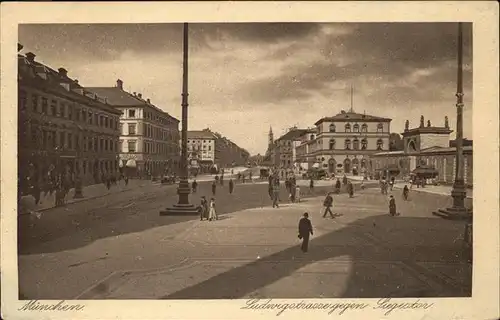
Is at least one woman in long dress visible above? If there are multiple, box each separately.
[208,198,218,221]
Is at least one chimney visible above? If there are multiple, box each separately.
[58,68,68,77]
[18,43,24,52]
[74,79,79,85]
[116,79,123,89]
[147,98,151,104]
[138,93,142,99]
[25,52,36,62]
[133,92,137,96]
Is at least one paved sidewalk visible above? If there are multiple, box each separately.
[393,183,473,199]
[18,179,151,214]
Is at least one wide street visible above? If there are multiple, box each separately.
[18,179,472,300]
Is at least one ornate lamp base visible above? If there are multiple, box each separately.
[433,181,472,220]
[160,180,199,216]
[160,204,199,216]
[433,207,472,220]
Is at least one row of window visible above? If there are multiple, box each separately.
[188,145,212,151]
[328,138,384,150]
[327,123,385,133]
[125,109,174,127]
[21,126,118,153]
[118,123,179,141]
[19,90,120,131]
[188,139,213,144]
[118,140,179,154]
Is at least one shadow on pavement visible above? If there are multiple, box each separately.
[18,181,351,255]
[162,215,472,299]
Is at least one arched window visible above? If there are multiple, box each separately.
[353,123,360,132]
[345,123,351,132]
[361,138,368,150]
[376,139,383,150]
[345,139,351,150]
[377,123,384,133]
[310,134,315,140]
[329,139,336,150]
[361,123,368,132]
[329,124,336,132]
[353,138,360,150]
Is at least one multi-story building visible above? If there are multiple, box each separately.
[187,130,217,173]
[370,116,473,187]
[187,128,250,173]
[296,110,392,176]
[18,48,122,194]
[88,80,180,177]
[271,127,315,177]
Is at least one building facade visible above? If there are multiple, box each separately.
[88,80,180,177]
[371,116,473,187]
[187,128,250,172]
[187,130,217,173]
[296,110,392,176]
[18,49,122,194]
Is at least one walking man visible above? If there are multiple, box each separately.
[298,212,313,253]
[322,192,335,218]
[272,180,280,208]
[212,180,217,196]
[403,185,409,200]
[347,181,354,198]
[309,178,314,194]
[229,178,234,194]
[192,179,198,193]
[389,195,399,216]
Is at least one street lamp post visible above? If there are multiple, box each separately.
[434,22,472,220]
[160,23,198,216]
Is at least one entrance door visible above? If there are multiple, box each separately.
[328,159,336,174]
[344,158,351,174]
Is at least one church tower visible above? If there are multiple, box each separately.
[268,126,274,147]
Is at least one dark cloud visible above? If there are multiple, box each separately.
[243,23,473,105]
[18,23,319,61]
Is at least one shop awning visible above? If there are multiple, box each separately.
[126,159,137,168]
[412,166,438,178]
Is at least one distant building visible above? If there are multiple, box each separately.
[296,110,392,176]
[187,130,217,173]
[370,116,473,187]
[88,80,180,177]
[18,49,122,194]
[272,127,315,178]
[187,128,250,173]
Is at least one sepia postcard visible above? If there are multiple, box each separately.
[1,1,499,320]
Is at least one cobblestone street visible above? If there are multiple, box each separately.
[18,182,471,300]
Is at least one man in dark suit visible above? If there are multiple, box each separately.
[298,212,314,253]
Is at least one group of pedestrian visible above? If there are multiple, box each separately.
[209,177,235,196]
[285,176,300,203]
[199,196,218,221]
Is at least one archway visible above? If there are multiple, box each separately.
[344,158,351,174]
[328,158,337,174]
[352,158,359,176]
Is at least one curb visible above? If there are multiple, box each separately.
[392,185,473,199]
[19,183,150,215]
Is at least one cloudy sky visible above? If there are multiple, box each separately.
[19,23,472,155]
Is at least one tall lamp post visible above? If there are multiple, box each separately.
[161,23,198,216]
[434,22,472,220]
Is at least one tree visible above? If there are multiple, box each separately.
[389,133,404,151]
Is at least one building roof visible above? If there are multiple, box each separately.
[402,126,453,136]
[315,111,392,125]
[276,128,312,142]
[18,53,121,115]
[86,87,144,107]
[87,86,179,122]
[371,151,406,156]
[187,130,217,139]
[419,146,473,154]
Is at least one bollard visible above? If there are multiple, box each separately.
[73,177,84,199]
